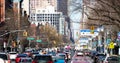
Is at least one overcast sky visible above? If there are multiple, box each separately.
[68,0,83,40]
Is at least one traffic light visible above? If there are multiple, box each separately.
[23,30,27,36]
[90,26,94,34]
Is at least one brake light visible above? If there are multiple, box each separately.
[15,58,21,63]
[47,61,53,63]
[32,60,37,63]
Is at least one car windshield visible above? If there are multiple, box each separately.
[0,54,8,60]
[56,56,65,60]
[32,52,39,54]
[17,54,27,57]
[34,55,52,61]
[20,58,32,62]
[96,54,106,56]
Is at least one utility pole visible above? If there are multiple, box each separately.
[81,0,84,29]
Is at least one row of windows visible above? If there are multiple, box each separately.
[30,16,60,21]
[30,14,60,17]
[36,16,60,18]
[37,19,59,21]
[37,17,59,20]
[30,17,60,23]
[37,14,60,17]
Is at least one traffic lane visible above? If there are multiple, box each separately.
[70,56,93,63]
[11,61,15,63]
[70,51,93,63]
[67,50,75,63]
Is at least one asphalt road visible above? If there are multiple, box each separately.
[11,50,93,63]
[68,50,93,63]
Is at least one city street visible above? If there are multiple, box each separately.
[1,0,120,63]
[10,50,93,63]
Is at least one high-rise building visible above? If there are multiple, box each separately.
[57,0,70,41]
[0,0,5,23]
[57,0,68,16]
[28,0,65,34]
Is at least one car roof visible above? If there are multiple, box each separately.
[0,52,8,54]
[9,52,17,53]
[35,54,52,56]
[17,54,28,57]
[57,53,66,55]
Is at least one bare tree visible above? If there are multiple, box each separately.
[39,24,63,47]
[69,0,120,29]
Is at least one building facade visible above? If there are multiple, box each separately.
[0,0,5,23]
[57,0,70,36]
[28,0,65,34]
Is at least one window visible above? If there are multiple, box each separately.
[42,10,45,12]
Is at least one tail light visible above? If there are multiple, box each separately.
[47,61,53,63]
[15,58,21,63]
[32,60,37,63]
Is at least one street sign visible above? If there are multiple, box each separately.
[109,42,114,49]
[80,29,98,36]
[36,40,42,43]
[27,37,34,40]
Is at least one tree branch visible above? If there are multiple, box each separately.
[99,0,120,18]
[103,15,120,24]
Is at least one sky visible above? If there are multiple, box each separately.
[68,0,83,40]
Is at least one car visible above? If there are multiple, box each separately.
[47,51,56,56]
[94,53,106,63]
[95,53,106,63]
[76,52,84,56]
[53,56,66,63]
[9,52,18,61]
[82,49,90,56]
[0,52,11,63]
[103,55,119,63]
[89,50,98,58]
[0,58,4,63]
[56,53,68,60]
[24,51,32,57]
[31,51,39,58]
[17,57,32,63]
[15,54,28,63]
[32,54,54,63]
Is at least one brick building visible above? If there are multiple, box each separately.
[0,0,5,23]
